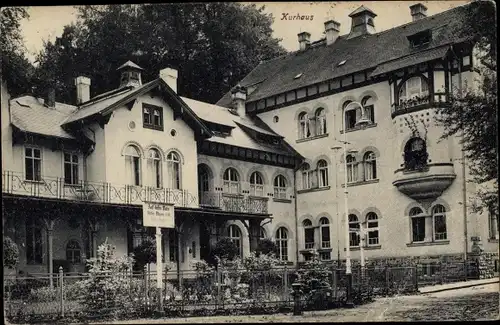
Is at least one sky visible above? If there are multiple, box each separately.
[18,1,471,63]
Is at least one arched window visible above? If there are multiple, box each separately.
[249,171,264,197]
[166,152,181,189]
[124,145,141,186]
[363,152,377,181]
[303,219,314,249]
[315,108,327,136]
[361,96,375,124]
[298,112,311,139]
[317,160,329,187]
[410,207,425,242]
[147,149,162,188]
[404,137,428,170]
[223,168,240,194]
[276,227,288,261]
[227,225,243,257]
[66,240,81,264]
[399,76,429,103]
[26,215,43,264]
[346,155,357,183]
[319,217,331,248]
[344,100,361,130]
[198,164,210,193]
[273,175,287,199]
[432,205,447,241]
[301,163,312,190]
[348,214,360,247]
[366,213,379,246]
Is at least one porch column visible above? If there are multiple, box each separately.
[249,219,261,252]
[89,221,99,258]
[44,218,55,288]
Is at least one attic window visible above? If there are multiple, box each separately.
[338,60,347,66]
[294,73,303,79]
[408,30,432,48]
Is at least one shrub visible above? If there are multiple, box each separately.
[132,239,156,272]
[255,239,279,256]
[210,238,239,264]
[4,236,19,269]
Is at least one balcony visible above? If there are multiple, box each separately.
[199,191,268,215]
[391,94,431,117]
[392,163,456,201]
[2,171,198,208]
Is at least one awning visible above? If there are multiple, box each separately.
[370,45,450,77]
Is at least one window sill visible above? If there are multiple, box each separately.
[340,123,377,134]
[273,198,292,203]
[299,248,315,254]
[248,195,269,201]
[341,179,379,188]
[221,193,244,198]
[297,186,331,194]
[488,238,499,243]
[406,240,450,247]
[317,247,332,252]
[296,133,329,143]
[349,245,381,250]
[143,124,164,131]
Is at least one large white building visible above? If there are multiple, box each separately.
[2,3,498,277]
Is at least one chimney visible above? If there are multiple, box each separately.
[347,5,377,39]
[231,84,247,117]
[297,32,311,51]
[410,3,428,21]
[160,67,178,93]
[45,88,55,108]
[324,19,341,45]
[75,76,91,104]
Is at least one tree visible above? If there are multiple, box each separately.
[132,238,156,272]
[435,0,498,216]
[3,236,19,269]
[0,7,34,95]
[210,238,239,265]
[255,238,279,256]
[32,3,286,104]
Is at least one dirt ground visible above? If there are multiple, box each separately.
[85,283,499,323]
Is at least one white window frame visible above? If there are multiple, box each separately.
[227,225,243,257]
[24,146,42,182]
[399,76,429,102]
[301,164,312,190]
[363,152,377,181]
[223,168,240,194]
[249,171,264,197]
[298,112,310,139]
[349,214,360,248]
[315,108,327,136]
[317,160,329,187]
[147,149,162,189]
[410,207,426,243]
[276,227,288,261]
[432,205,447,241]
[346,155,357,183]
[366,212,379,246]
[63,151,79,185]
[319,217,331,249]
[273,175,287,199]
[303,219,315,249]
[125,145,141,186]
[167,151,181,190]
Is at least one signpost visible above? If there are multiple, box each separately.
[142,202,175,315]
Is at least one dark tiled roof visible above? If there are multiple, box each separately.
[216,4,471,108]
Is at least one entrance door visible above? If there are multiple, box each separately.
[199,222,211,262]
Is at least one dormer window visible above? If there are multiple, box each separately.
[294,73,303,79]
[408,30,432,48]
[338,60,347,66]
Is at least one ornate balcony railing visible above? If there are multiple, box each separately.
[199,191,268,215]
[2,171,198,208]
[392,94,431,113]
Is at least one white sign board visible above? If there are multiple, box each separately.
[142,202,175,228]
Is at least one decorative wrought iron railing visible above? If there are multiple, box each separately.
[2,171,198,208]
[199,191,268,214]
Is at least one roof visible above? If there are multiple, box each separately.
[117,60,144,71]
[10,96,78,139]
[349,5,377,17]
[216,4,472,107]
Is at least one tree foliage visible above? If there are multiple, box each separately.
[132,238,156,272]
[255,238,279,256]
[32,3,286,104]
[435,0,498,215]
[3,236,19,269]
[210,238,239,264]
[1,7,34,95]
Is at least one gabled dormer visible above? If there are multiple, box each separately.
[407,29,432,49]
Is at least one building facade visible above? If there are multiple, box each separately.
[2,3,498,277]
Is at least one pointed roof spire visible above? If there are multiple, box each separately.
[349,5,377,17]
[116,60,144,71]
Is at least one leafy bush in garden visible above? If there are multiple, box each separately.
[296,253,334,310]
[132,238,156,272]
[4,236,19,269]
[210,238,239,264]
[77,241,137,317]
[255,239,279,256]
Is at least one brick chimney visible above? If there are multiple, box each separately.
[410,3,428,21]
[297,32,311,51]
[45,88,55,108]
[75,76,91,104]
[160,67,178,93]
[324,20,341,46]
[231,84,247,117]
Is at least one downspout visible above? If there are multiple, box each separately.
[293,160,302,271]
[450,45,467,263]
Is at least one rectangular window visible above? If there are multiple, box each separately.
[305,228,315,249]
[25,147,42,181]
[64,152,79,185]
[321,227,330,248]
[368,219,379,245]
[345,110,357,130]
[143,104,163,131]
[434,215,447,240]
[412,217,426,242]
[133,156,141,186]
[319,252,331,261]
[278,240,288,261]
[319,168,328,187]
[364,105,375,123]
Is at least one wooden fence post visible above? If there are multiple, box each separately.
[59,266,64,318]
